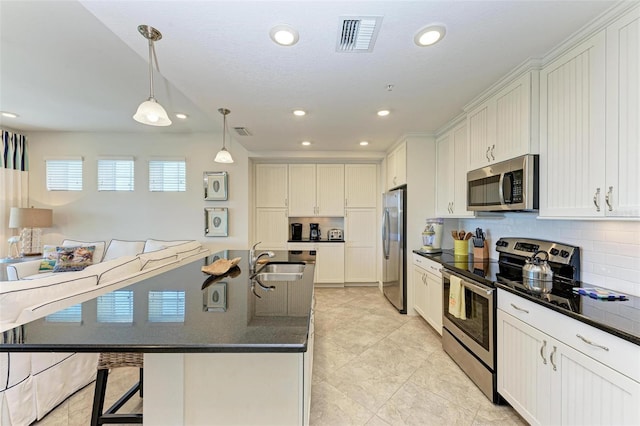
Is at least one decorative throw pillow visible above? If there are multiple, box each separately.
[39,245,59,272]
[53,245,95,272]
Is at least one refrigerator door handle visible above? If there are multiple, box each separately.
[382,208,390,259]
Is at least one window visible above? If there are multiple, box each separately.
[97,291,134,323]
[149,158,186,192]
[97,157,134,191]
[45,304,82,323]
[148,291,185,323]
[45,157,83,191]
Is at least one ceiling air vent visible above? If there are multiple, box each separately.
[233,127,252,136]
[337,16,383,53]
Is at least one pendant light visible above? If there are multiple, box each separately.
[214,108,234,163]
[133,25,172,126]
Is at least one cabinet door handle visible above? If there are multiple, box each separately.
[605,186,613,211]
[550,346,557,371]
[540,340,547,365]
[486,147,491,162]
[510,303,529,314]
[593,188,601,212]
[490,144,495,160]
[576,334,609,351]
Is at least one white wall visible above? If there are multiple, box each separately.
[26,131,250,253]
[459,214,640,296]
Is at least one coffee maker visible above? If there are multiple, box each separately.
[309,223,320,240]
[290,223,302,241]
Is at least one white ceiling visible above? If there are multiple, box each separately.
[0,0,617,154]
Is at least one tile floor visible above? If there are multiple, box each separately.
[35,286,526,426]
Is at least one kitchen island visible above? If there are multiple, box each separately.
[0,250,316,425]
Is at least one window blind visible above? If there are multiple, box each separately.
[149,159,186,192]
[97,291,134,323]
[45,158,83,191]
[45,304,82,323]
[148,291,185,323]
[97,157,134,191]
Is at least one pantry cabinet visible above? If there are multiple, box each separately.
[314,243,345,284]
[436,121,474,217]
[255,208,288,250]
[288,164,344,216]
[255,164,288,208]
[344,208,377,283]
[386,142,407,190]
[467,71,539,170]
[411,254,442,335]
[498,290,640,426]
[345,164,378,208]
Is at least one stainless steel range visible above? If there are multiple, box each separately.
[441,237,581,404]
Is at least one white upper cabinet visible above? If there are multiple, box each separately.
[255,208,288,250]
[255,164,288,208]
[467,71,539,170]
[386,142,407,190]
[540,30,606,218]
[605,6,640,217]
[288,164,344,217]
[436,121,474,217]
[345,164,378,208]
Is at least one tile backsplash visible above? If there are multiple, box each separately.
[455,213,640,296]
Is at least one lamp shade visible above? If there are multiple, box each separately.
[9,207,53,228]
[214,148,234,164]
[133,98,172,126]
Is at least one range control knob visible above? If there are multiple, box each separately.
[549,248,560,256]
[560,250,570,258]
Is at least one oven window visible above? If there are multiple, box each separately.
[443,282,490,351]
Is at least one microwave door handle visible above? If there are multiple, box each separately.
[498,173,505,205]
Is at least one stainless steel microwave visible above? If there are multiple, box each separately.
[467,154,539,211]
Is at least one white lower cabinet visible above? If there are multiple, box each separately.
[344,208,377,283]
[497,289,640,426]
[315,243,345,284]
[411,254,442,335]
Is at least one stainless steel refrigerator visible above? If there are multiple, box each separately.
[381,186,406,313]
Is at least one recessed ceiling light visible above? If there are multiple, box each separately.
[360,141,369,146]
[175,113,188,119]
[377,110,390,117]
[293,109,306,116]
[270,25,299,46]
[301,141,312,146]
[1,111,19,118]
[414,25,446,47]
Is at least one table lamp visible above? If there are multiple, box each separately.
[8,207,53,256]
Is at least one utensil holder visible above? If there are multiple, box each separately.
[473,245,489,260]
[453,240,468,256]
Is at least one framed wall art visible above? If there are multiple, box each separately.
[204,171,228,200]
[205,208,228,237]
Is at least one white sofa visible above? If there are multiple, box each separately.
[0,238,210,426]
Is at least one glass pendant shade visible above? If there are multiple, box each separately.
[133,97,172,126]
[214,148,234,163]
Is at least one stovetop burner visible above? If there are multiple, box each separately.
[496,275,580,312]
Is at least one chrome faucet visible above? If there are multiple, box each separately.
[249,242,274,272]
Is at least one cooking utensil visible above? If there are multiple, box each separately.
[451,230,459,240]
[464,232,473,240]
[458,230,466,240]
[522,250,554,294]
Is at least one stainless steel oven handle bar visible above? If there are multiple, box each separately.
[442,270,493,296]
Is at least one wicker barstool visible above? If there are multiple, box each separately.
[90,352,143,426]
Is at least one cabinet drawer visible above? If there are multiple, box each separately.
[498,289,640,382]
[412,254,441,276]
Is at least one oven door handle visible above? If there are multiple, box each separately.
[442,270,494,296]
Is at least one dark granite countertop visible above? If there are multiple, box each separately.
[0,250,315,353]
[413,249,639,346]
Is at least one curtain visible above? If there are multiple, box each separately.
[1,129,29,258]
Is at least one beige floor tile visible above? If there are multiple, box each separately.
[309,380,375,426]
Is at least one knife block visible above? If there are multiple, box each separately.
[473,245,489,260]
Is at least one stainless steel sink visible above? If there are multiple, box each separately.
[254,262,305,281]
